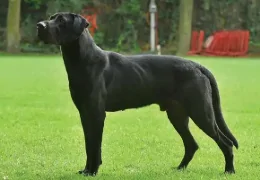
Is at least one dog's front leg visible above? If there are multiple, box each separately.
[79,108,106,176]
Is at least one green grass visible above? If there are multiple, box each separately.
[0,54,260,180]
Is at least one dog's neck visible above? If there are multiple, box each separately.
[60,29,103,65]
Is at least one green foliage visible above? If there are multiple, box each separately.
[21,15,36,43]
[3,0,260,53]
[97,0,145,52]
[93,31,105,47]
[116,0,142,15]
[115,19,140,52]
[46,0,87,15]
[24,0,43,9]
[115,1,143,51]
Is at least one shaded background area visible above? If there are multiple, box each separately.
[0,0,260,54]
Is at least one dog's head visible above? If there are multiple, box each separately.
[37,12,89,45]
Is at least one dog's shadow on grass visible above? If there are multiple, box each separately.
[56,167,234,180]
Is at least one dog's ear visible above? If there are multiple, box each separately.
[71,13,89,35]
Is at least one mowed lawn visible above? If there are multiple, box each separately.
[0,54,260,180]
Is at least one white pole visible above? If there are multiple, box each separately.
[149,0,157,52]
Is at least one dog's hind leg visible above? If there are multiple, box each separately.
[184,77,235,174]
[166,101,199,170]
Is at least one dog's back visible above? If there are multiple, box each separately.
[104,52,201,111]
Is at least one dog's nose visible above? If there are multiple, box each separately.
[37,21,47,29]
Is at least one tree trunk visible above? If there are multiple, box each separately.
[6,0,21,53]
[176,0,194,56]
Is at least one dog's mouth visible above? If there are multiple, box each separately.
[37,21,58,45]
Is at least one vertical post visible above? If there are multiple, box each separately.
[149,0,157,52]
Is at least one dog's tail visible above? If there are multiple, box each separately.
[198,65,239,149]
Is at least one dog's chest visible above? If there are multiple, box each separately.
[64,65,91,93]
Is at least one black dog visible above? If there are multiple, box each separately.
[37,12,238,176]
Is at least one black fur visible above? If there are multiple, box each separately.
[37,12,238,176]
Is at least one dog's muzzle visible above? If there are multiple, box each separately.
[37,21,49,43]
[37,22,47,29]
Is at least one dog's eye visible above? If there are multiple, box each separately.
[59,18,65,23]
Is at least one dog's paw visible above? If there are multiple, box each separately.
[176,165,187,171]
[78,169,88,175]
[78,169,97,176]
[224,169,235,174]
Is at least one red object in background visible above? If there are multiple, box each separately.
[227,30,250,56]
[81,7,98,36]
[188,30,205,55]
[201,30,250,56]
[203,31,230,56]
